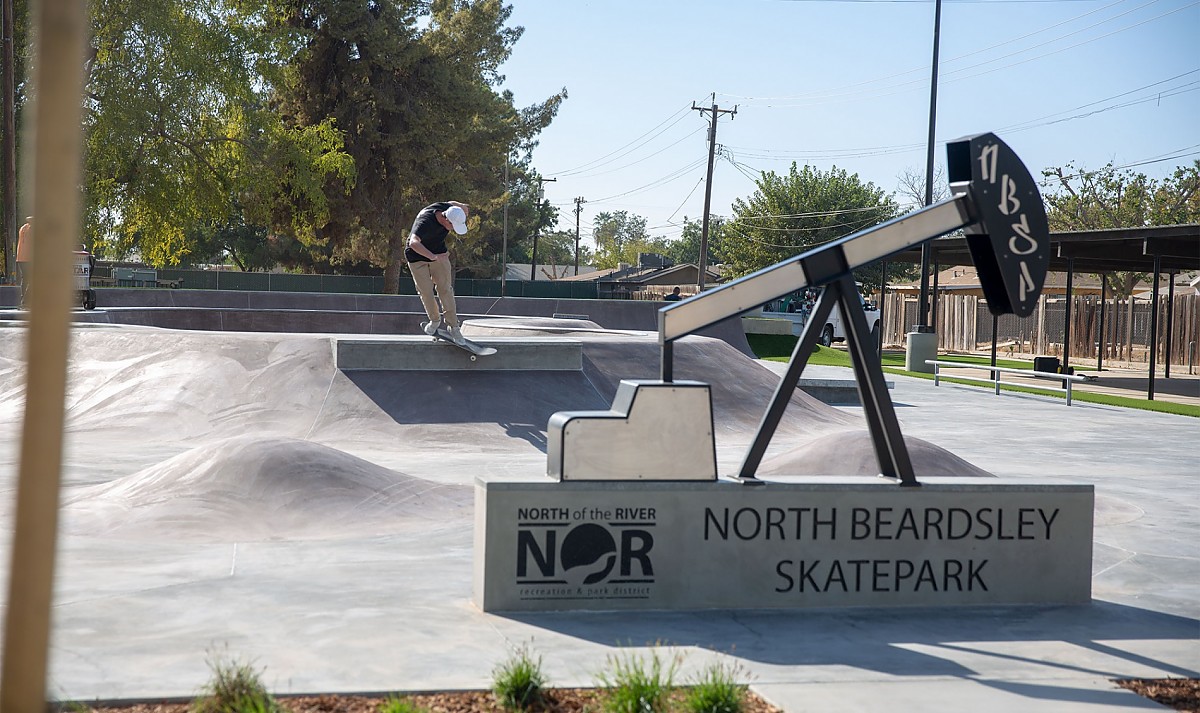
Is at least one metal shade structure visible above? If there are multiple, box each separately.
[890,224,1200,274]
[890,223,1200,400]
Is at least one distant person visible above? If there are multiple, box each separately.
[663,286,683,302]
[405,201,469,345]
[16,216,32,308]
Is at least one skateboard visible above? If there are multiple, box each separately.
[421,320,497,361]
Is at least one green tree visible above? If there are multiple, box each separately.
[1041,159,1200,297]
[269,0,565,291]
[2,0,33,276]
[664,216,728,268]
[532,229,591,278]
[501,162,549,266]
[591,210,672,269]
[83,0,354,265]
[723,163,900,287]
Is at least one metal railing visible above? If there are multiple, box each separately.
[926,359,1087,406]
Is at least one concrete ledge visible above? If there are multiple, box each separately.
[474,477,1094,612]
[336,337,582,371]
[742,316,794,335]
[799,378,893,405]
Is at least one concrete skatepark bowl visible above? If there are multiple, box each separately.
[0,302,1196,711]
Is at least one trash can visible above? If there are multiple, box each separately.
[1033,356,1060,374]
[74,250,97,310]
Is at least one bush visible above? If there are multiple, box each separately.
[192,653,278,713]
[492,643,548,711]
[596,647,679,713]
[682,662,748,713]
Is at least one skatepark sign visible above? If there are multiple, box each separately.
[474,479,1093,611]
[471,132,1093,613]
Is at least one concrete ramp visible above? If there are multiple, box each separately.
[0,322,999,502]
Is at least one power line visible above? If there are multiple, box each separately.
[1003,82,1200,133]
[719,0,1141,102]
[666,176,706,224]
[719,0,1185,108]
[772,0,1112,3]
[558,126,705,180]
[1051,146,1200,179]
[720,70,1199,168]
[544,104,692,177]
[589,156,708,203]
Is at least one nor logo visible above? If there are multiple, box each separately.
[517,521,655,589]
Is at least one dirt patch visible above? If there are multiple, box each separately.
[1115,678,1200,712]
[80,689,784,713]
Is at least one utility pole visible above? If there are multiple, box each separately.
[692,96,736,291]
[530,176,555,282]
[2,0,16,281]
[573,196,585,276]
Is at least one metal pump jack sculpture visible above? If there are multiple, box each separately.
[658,133,1050,487]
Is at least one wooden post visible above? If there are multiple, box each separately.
[0,1,88,711]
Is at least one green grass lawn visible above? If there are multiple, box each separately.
[745,333,1199,418]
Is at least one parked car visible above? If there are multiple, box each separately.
[763,287,880,347]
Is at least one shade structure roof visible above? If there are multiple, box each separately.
[891,224,1199,274]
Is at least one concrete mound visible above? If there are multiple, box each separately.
[62,435,471,541]
[758,428,993,477]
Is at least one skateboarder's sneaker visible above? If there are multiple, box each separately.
[423,320,439,336]
[448,325,466,345]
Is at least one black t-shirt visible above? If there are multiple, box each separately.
[404,202,453,263]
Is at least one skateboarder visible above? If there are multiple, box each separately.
[406,201,469,345]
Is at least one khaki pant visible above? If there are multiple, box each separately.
[17,262,29,307]
[408,258,459,329]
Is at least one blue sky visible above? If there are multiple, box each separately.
[497,0,1199,246]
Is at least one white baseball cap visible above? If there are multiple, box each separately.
[444,205,468,235]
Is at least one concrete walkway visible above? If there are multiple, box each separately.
[0,327,1196,712]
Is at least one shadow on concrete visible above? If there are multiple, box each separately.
[975,679,1163,709]
[1085,375,1200,400]
[500,601,1199,678]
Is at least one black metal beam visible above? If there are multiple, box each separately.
[1149,254,1161,401]
[737,289,837,482]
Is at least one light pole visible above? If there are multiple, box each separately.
[917,0,943,332]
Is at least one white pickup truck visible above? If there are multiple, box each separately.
[762,288,881,347]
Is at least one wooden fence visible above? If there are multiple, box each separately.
[880,292,1200,368]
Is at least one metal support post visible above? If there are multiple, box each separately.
[838,275,918,486]
[1097,273,1106,372]
[1165,272,1175,379]
[737,287,837,482]
[1148,255,1161,400]
[1063,258,1074,369]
